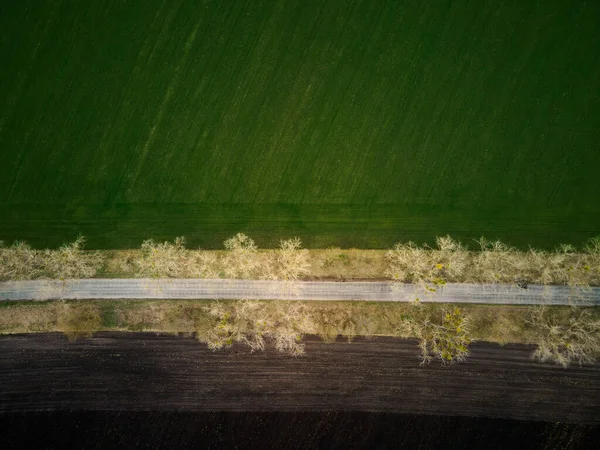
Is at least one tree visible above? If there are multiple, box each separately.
[272,237,310,281]
[43,236,102,279]
[397,307,472,364]
[139,236,187,278]
[528,306,600,367]
[385,236,468,299]
[137,236,218,278]
[222,233,260,279]
[197,300,314,356]
[0,240,43,280]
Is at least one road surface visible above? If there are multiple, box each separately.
[1,279,599,304]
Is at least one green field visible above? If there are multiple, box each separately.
[1,0,599,249]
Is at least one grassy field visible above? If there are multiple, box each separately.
[1,0,599,249]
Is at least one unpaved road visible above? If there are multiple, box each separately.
[1,279,599,304]
[0,333,598,424]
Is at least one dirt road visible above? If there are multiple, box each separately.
[1,279,599,304]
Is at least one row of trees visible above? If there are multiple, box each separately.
[3,234,598,287]
[0,233,311,282]
[384,236,600,366]
[195,299,473,362]
[196,301,599,367]
[0,236,102,281]
[4,294,596,367]
[385,235,600,292]
[138,233,310,281]
[45,298,599,368]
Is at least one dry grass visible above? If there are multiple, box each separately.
[0,302,59,333]
[115,301,170,330]
[307,248,387,279]
[311,305,378,342]
[0,301,101,339]
[467,305,533,345]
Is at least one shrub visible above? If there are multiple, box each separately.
[312,306,376,343]
[56,302,102,340]
[584,236,600,255]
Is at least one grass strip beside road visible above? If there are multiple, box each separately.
[0,298,596,347]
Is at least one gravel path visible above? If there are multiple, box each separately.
[1,279,599,304]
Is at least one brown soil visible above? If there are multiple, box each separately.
[0,333,598,424]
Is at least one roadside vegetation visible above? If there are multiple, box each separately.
[0,236,102,281]
[527,305,600,367]
[2,234,599,288]
[137,236,219,279]
[56,301,102,341]
[385,235,600,293]
[0,299,598,367]
[395,306,472,364]
[2,234,599,366]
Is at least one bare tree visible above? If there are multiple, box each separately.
[43,236,102,280]
[197,300,314,356]
[1,236,101,281]
[0,240,43,280]
[387,235,600,292]
[385,236,467,299]
[137,236,218,279]
[221,233,260,279]
[527,306,600,367]
[396,307,472,364]
[272,237,310,281]
[138,237,187,278]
